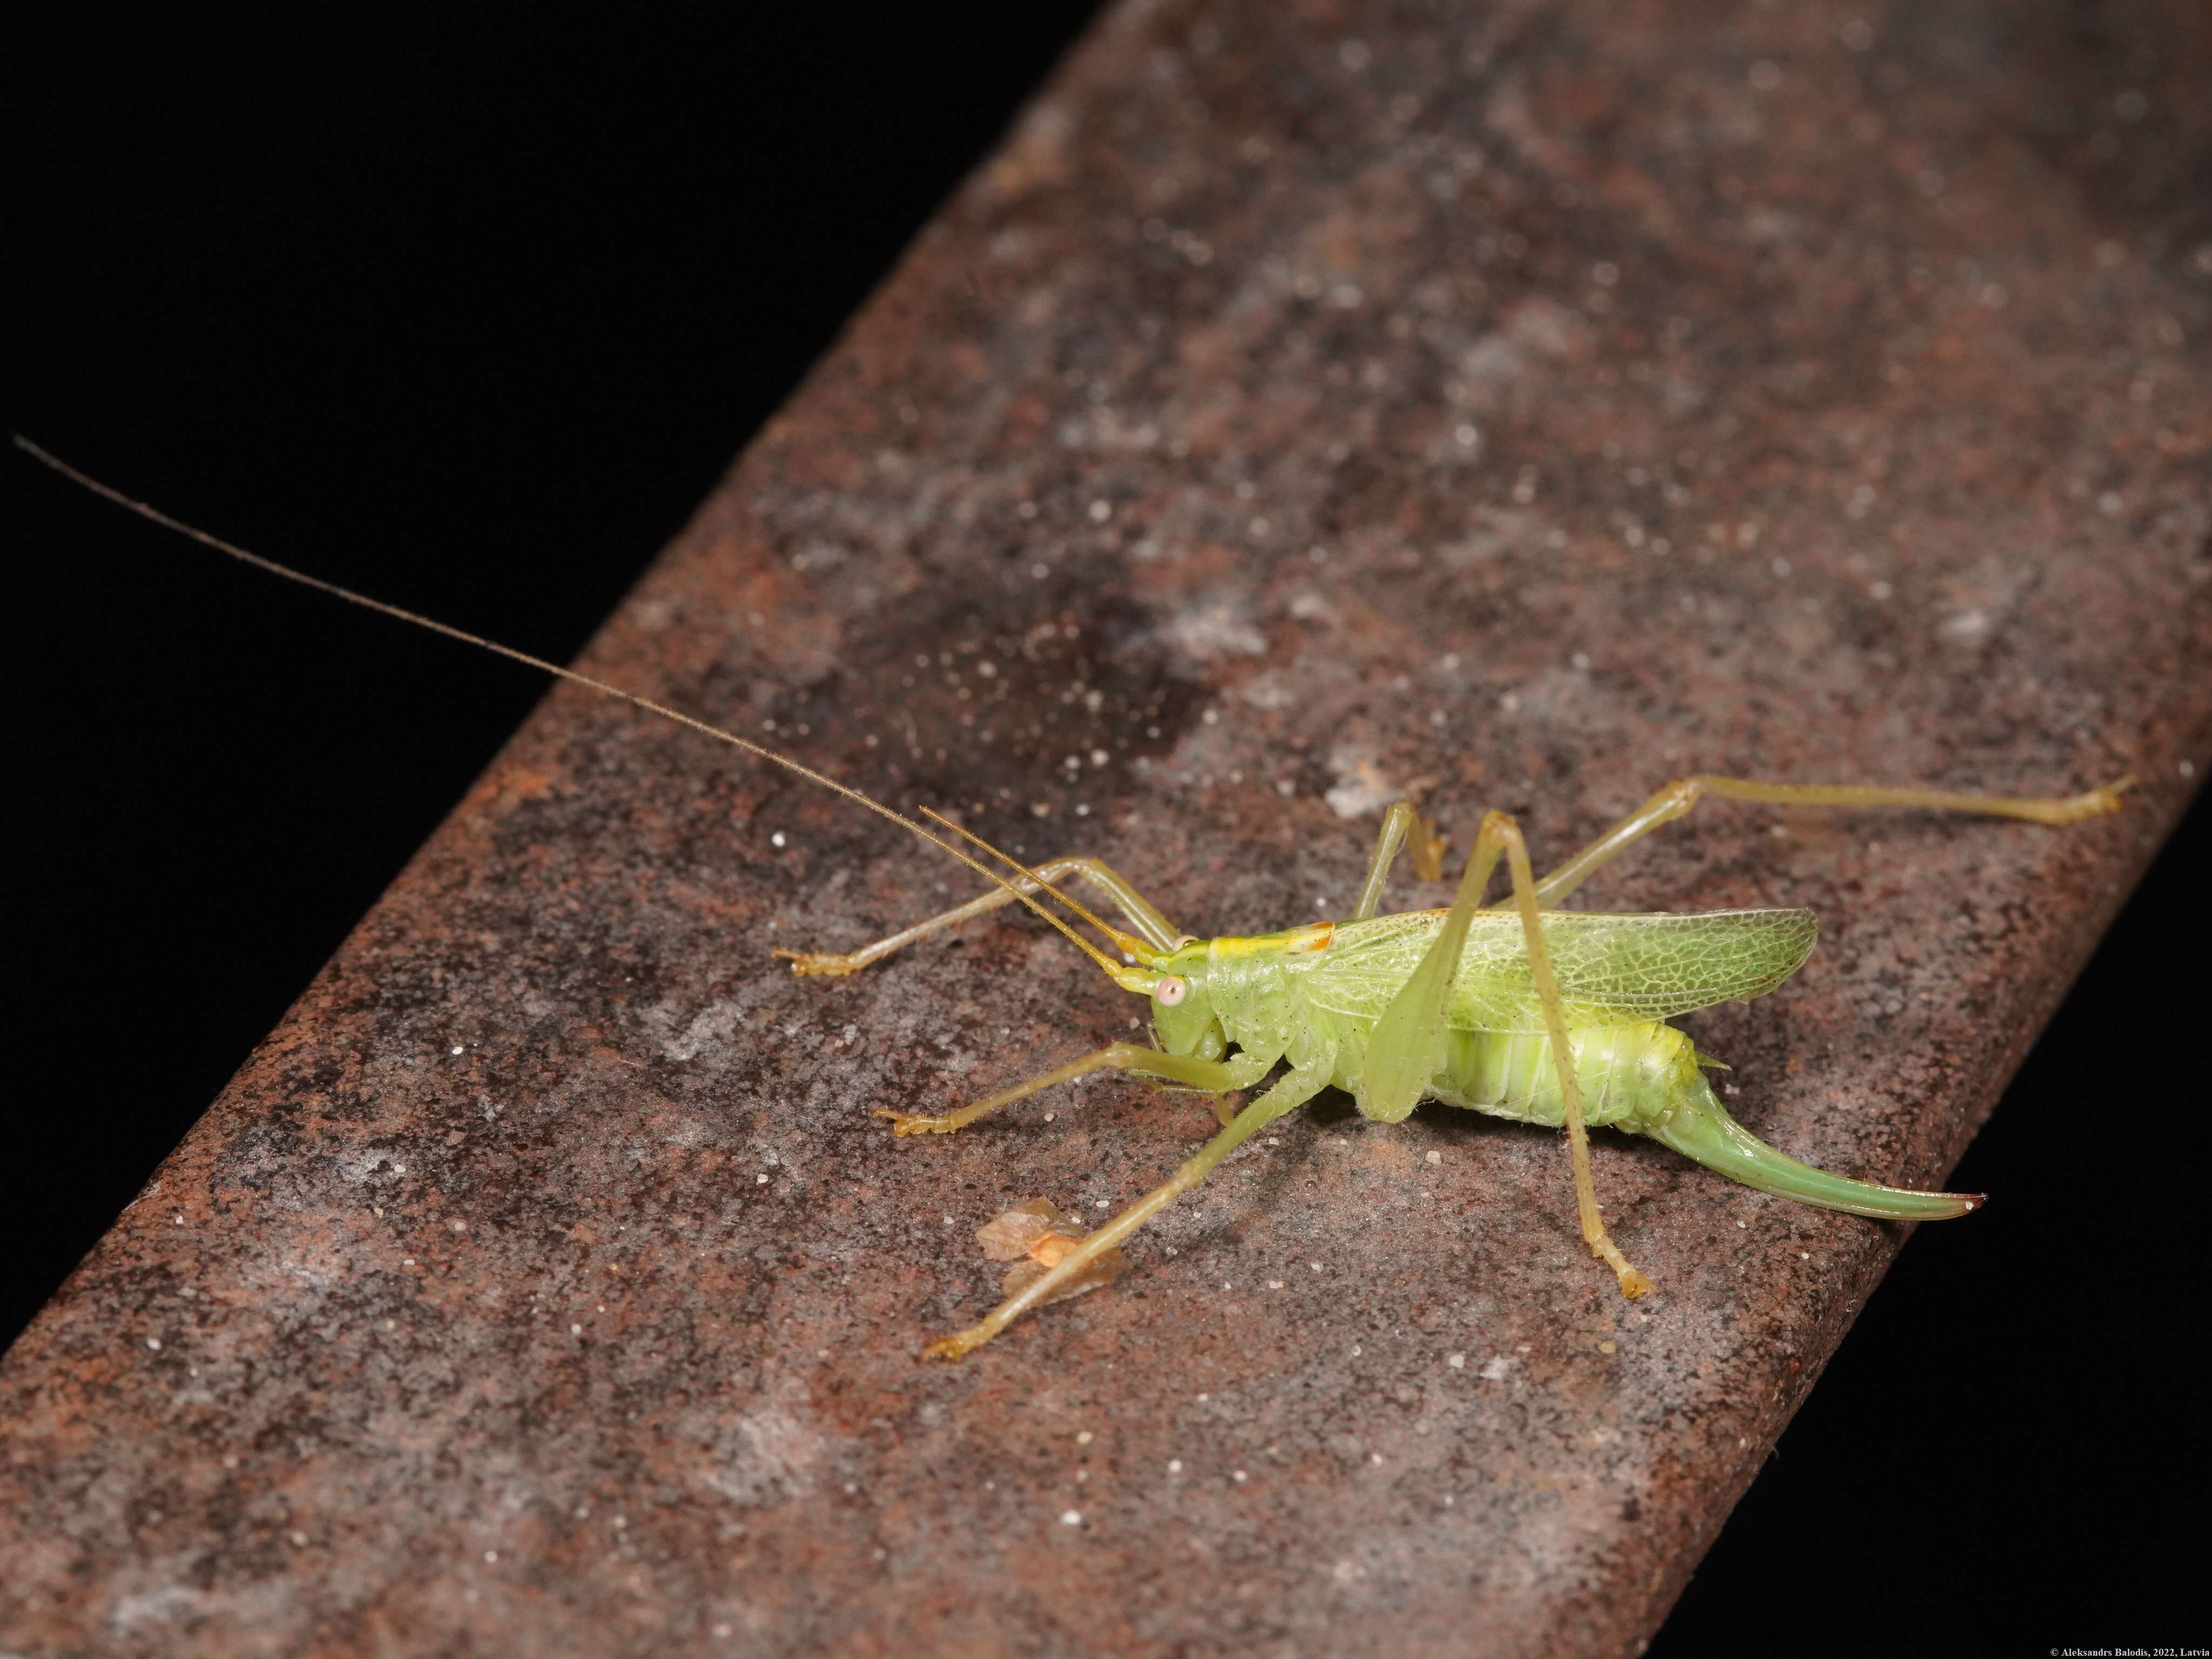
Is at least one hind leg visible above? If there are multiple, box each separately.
[1524,774,2128,908]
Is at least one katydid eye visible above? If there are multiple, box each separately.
[1156,976,1188,1007]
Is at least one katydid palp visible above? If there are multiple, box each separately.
[21,436,2131,1362]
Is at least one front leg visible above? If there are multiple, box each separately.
[876,1043,1275,1136]
[774,854,1184,975]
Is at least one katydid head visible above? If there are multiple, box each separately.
[1148,937,1224,1060]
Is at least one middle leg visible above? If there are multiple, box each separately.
[1351,800,1448,920]
[921,1052,1335,1359]
[1356,808,1651,1296]
[1489,809,1655,1297]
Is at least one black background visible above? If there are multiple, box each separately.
[11,10,2204,1651]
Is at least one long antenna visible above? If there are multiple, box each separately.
[15,434,1160,997]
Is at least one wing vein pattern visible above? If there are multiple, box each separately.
[1293,908,1817,1032]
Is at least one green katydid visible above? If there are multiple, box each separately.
[20,436,2130,1362]
[794,776,2122,1357]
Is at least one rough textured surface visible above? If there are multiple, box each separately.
[4,0,2209,1654]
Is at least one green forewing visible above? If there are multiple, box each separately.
[1292,908,1817,1032]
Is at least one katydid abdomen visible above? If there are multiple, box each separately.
[1315,1010,1976,1221]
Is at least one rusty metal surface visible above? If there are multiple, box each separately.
[5,0,2209,1654]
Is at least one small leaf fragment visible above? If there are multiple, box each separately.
[976,1197,1127,1305]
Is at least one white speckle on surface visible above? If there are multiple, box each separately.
[290,1531,309,1547]
[1168,1459,1183,1473]
[1061,1509,1082,1526]
[571,1324,583,1336]
[451,1045,464,1056]
[484,1550,498,1564]
[1479,1355,1515,1382]
[1371,1453,1384,1465]
[1448,1353,1466,1369]
[145,1337,161,1351]
[1325,746,1400,818]
[1268,1280,1284,1289]
[1425,1149,1441,1165]
[1233,1470,1248,1483]
[1937,608,1993,647]
[1077,1431,1093,1445]
[1165,604,1265,662]
[757,1174,770,1185]
[1310,1262,1324,1272]
[2181,760,2195,779]
[770,831,786,848]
